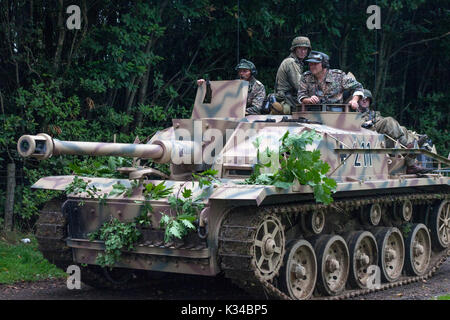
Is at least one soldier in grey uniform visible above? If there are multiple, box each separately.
[197,59,265,115]
[358,89,432,174]
[273,36,312,115]
[298,51,364,109]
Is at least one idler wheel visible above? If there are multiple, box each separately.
[311,235,349,296]
[373,227,405,282]
[252,214,285,280]
[404,224,431,276]
[344,231,378,289]
[279,239,317,300]
[428,199,450,250]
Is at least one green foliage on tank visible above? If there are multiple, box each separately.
[246,130,337,205]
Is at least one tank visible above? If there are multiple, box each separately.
[17,80,450,299]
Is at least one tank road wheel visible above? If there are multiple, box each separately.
[374,227,405,282]
[404,224,432,276]
[362,203,382,226]
[279,239,317,300]
[400,200,413,222]
[312,235,349,296]
[345,231,378,289]
[429,200,450,250]
[306,210,325,234]
[253,214,286,280]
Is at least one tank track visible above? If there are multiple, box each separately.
[35,199,72,270]
[218,192,450,300]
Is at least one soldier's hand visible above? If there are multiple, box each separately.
[362,120,373,129]
[349,100,359,110]
[197,79,205,86]
[310,95,320,104]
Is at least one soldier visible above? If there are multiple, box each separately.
[359,89,432,174]
[273,36,312,114]
[197,59,266,115]
[298,51,364,109]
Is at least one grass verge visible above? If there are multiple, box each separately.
[0,231,66,284]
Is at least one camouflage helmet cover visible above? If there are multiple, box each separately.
[235,59,257,76]
[363,89,373,102]
[290,36,311,51]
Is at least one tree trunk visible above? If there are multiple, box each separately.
[53,0,66,74]
[339,23,350,72]
[374,8,395,105]
[4,163,16,231]
[399,47,411,122]
[136,68,151,128]
[65,0,88,75]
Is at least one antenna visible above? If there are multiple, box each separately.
[237,0,240,65]
[374,0,378,121]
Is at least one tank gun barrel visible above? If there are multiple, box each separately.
[17,133,169,162]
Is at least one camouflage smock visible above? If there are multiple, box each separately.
[274,53,304,99]
[246,76,266,115]
[298,69,364,104]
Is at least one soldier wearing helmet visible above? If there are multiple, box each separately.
[197,59,266,115]
[298,51,364,110]
[273,36,311,114]
[358,89,432,174]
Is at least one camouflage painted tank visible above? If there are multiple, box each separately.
[17,80,450,299]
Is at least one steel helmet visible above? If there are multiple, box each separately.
[290,36,311,51]
[363,89,373,103]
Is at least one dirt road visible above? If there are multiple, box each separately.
[0,259,448,300]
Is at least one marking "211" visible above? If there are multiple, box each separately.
[354,142,373,167]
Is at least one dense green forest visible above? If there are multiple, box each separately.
[0,0,449,229]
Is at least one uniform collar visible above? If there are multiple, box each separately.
[324,69,333,82]
[309,69,330,83]
[289,52,304,65]
[247,76,256,91]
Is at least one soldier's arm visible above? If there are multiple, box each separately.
[246,83,266,114]
[286,60,302,92]
[341,74,364,97]
[297,74,319,104]
[341,74,364,110]
[297,76,309,103]
[255,84,266,109]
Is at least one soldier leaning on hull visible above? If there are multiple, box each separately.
[358,89,432,174]
[298,51,364,110]
[272,36,312,115]
[197,59,266,116]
